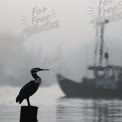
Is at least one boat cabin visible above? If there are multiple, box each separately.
[87,65,122,89]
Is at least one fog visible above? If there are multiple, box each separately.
[0,0,122,86]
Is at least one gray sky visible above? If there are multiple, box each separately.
[0,0,122,86]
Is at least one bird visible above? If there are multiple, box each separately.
[16,68,49,106]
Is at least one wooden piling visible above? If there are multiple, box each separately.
[20,106,38,122]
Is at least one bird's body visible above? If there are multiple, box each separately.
[16,78,41,104]
[16,68,49,106]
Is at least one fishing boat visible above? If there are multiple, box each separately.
[56,20,122,98]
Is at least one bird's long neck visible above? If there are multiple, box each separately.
[31,72,41,83]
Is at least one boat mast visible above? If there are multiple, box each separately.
[94,0,109,67]
[94,23,99,66]
[94,0,101,67]
[99,20,109,66]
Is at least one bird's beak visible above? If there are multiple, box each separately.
[44,69,50,71]
[41,69,50,71]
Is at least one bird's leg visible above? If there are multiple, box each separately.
[27,98,31,106]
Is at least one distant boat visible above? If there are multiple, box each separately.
[56,20,122,98]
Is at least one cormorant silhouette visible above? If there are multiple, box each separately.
[16,68,49,106]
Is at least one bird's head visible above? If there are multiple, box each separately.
[31,68,49,79]
[31,68,49,73]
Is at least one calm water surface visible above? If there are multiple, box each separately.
[0,98,122,122]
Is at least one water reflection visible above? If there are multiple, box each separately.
[56,98,122,122]
[92,100,122,122]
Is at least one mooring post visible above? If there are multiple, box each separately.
[20,106,38,122]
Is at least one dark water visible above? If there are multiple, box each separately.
[1,98,122,122]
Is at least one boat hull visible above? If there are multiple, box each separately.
[56,74,122,99]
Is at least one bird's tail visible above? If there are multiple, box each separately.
[16,95,22,104]
[16,95,19,103]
